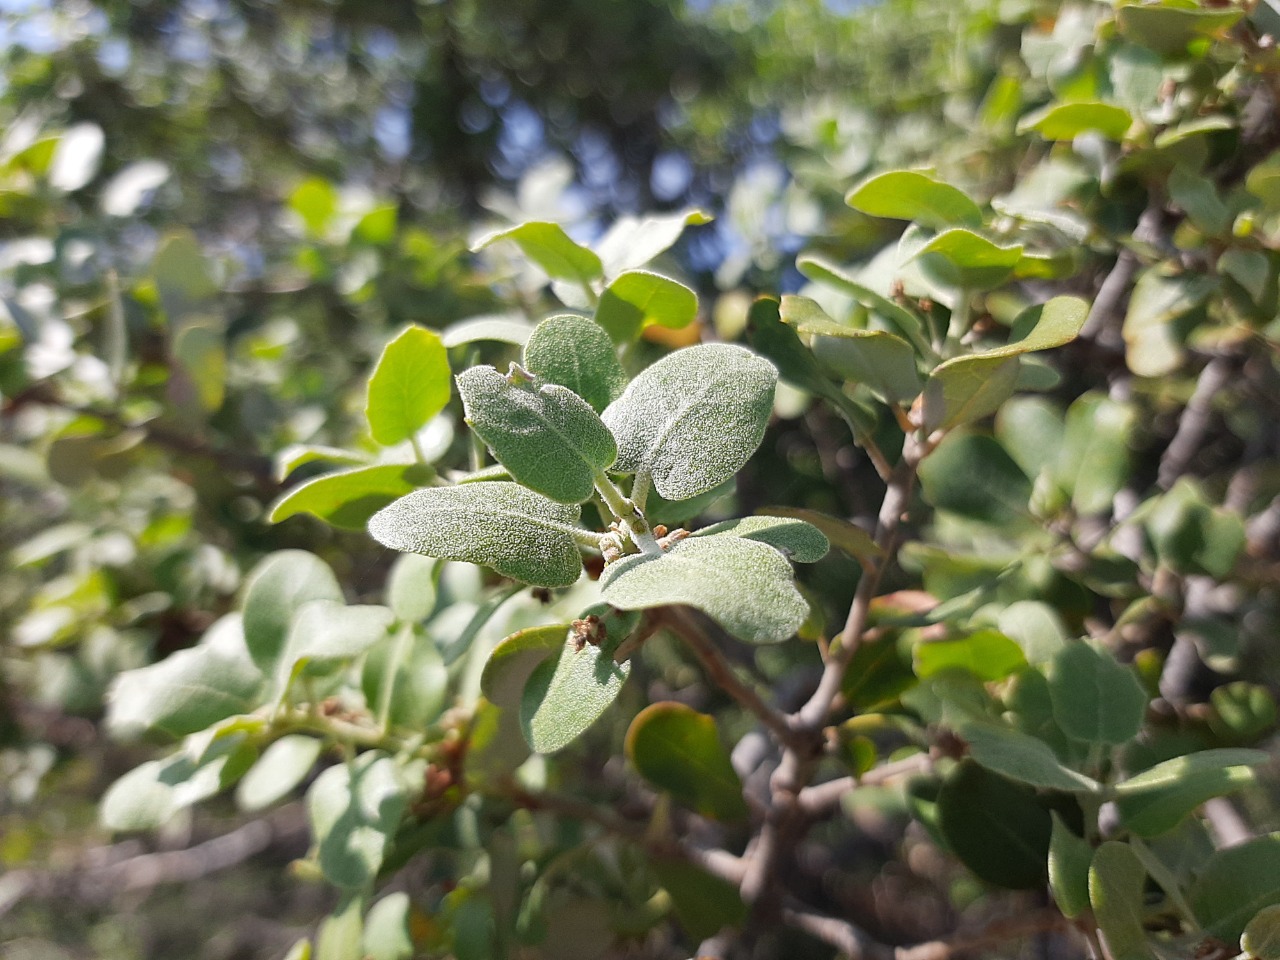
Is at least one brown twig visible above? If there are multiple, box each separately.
[796,753,934,817]
[893,907,1073,960]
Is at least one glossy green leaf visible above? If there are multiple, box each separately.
[241,550,344,672]
[1116,2,1243,55]
[520,630,631,753]
[276,601,396,694]
[1190,834,1280,945]
[594,207,712,277]
[595,270,698,341]
[1018,102,1133,141]
[918,433,1031,524]
[1114,749,1269,837]
[795,254,931,354]
[1048,643,1148,746]
[754,506,883,566]
[1122,269,1216,377]
[365,326,451,447]
[275,444,370,481]
[1053,393,1136,515]
[922,354,1021,433]
[523,313,627,411]
[364,893,414,960]
[1090,842,1153,960]
[481,623,571,710]
[269,463,432,530]
[845,170,983,230]
[106,614,263,739]
[1049,813,1094,918]
[475,221,602,284]
[626,702,747,821]
[602,343,776,501]
[362,624,447,730]
[307,752,408,889]
[959,721,1101,793]
[780,295,922,403]
[458,365,617,504]
[692,515,829,562]
[650,859,747,940]
[369,482,585,587]
[1242,904,1280,960]
[601,536,808,644]
[236,735,323,811]
[912,229,1024,289]
[914,629,1026,682]
[936,759,1051,889]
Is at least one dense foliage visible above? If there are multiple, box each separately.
[2,1,1279,959]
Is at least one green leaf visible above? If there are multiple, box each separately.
[794,254,932,355]
[996,396,1065,479]
[1242,904,1280,960]
[1090,842,1153,960]
[171,324,226,412]
[936,759,1052,889]
[1122,269,1216,377]
[625,702,747,821]
[365,325,452,447]
[754,506,883,566]
[998,601,1068,665]
[650,858,747,940]
[692,515,829,563]
[275,445,371,481]
[1116,2,1243,55]
[1002,296,1090,355]
[481,623,571,710]
[595,270,698,342]
[780,295,922,403]
[912,229,1024,289]
[1018,101,1133,141]
[241,550,344,672]
[1048,643,1148,747]
[386,553,438,622]
[1114,749,1270,838]
[362,624,447,730]
[1191,834,1280,944]
[845,170,983,230]
[106,614,263,739]
[290,176,338,236]
[594,208,712,277]
[236,735,324,811]
[457,365,617,504]
[1209,682,1278,742]
[922,354,1021,433]
[602,343,776,501]
[102,738,256,831]
[269,463,432,530]
[1053,393,1136,515]
[918,433,1032,524]
[276,602,397,695]
[523,313,627,412]
[520,629,631,754]
[364,893,414,960]
[959,721,1101,793]
[601,536,808,644]
[1049,813,1094,918]
[474,221,602,285]
[914,629,1026,682]
[307,753,408,889]
[368,482,585,588]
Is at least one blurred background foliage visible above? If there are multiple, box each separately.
[2,0,1279,957]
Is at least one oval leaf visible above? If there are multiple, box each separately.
[912,229,1024,289]
[1191,834,1280,945]
[602,343,777,501]
[368,482,585,588]
[365,326,451,447]
[523,313,627,412]
[481,623,572,709]
[269,463,433,530]
[936,759,1051,889]
[1048,643,1148,747]
[520,632,631,754]
[601,536,808,644]
[1018,102,1133,142]
[923,354,1021,433]
[692,515,829,563]
[237,735,324,811]
[241,551,344,672]
[1114,749,1270,838]
[458,365,617,504]
[474,221,602,285]
[626,702,747,821]
[307,753,408,890]
[959,721,1101,793]
[595,270,698,342]
[845,170,983,230]
[1090,842,1153,960]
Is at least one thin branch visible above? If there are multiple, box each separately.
[782,900,893,960]
[893,908,1072,960]
[659,606,803,750]
[796,753,934,817]
[1158,355,1233,489]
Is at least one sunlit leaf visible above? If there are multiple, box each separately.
[1090,842,1153,960]
[595,270,698,342]
[1114,749,1269,837]
[523,313,627,411]
[365,325,452,447]
[845,170,983,229]
[269,463,433,530]
[474,221,602,285]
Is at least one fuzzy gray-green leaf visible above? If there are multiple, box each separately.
[523,314,627,412]
[600,536,807,644]
[602,343,776,501]
[692,515,829,562]
[368,482,585,587]
[458,365,617,504]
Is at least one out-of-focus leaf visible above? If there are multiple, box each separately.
[1017,101,1133,141]
[936,759,1051,889]
[626,702,747,820]
[912,229,1024,289]
[441,313,534,347]
[1052,393,1136,515]
[651,859,747,940]
[269,463,432,530]
[1190,834,1280,944]
[914,629,1026,682]
[307,753,408,889]
[1116,2,1243,54]
[959,721,1101,793]
[236,735,323,811]
[845,170,983,229]
[364,893,414,960]
[1048,643,1148,747]
[241,551,344,672]
[276,602,396,695]
[918,433,1031,524]
[1090,842,1153,960]
[755,506,883,566]
[475,221,602,284]
[362,624,448,730]
[594,208,712,277]
[1049,813,1094,918]
[1122,269,1216,377]
[1242,904,1280,960]
[1114,749,1270,838]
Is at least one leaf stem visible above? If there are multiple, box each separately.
[409,431,428,465]
[594,470,660,554]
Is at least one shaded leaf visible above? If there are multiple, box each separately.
[918,433,1031,524]
[795,253,932,354]
[1090,842,1153,960]
[936,759,1051,889]
[307,753,408,889]
[1049,813,1094,918]
[481,623,571,710]
[1122,270,1216,377]
[362,624,447,730]
[650,859,747,940]
[276,602,397,695]
[1114,749,1269,838]
[959,721,1101,793]
[1191,834,1280,944]
[520,631,631,753]
[626,702,747,821]
[386,553,438,622]
[1049,643,1148,746]
[1116,3,1243,54]
[1053,393,1135,515]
